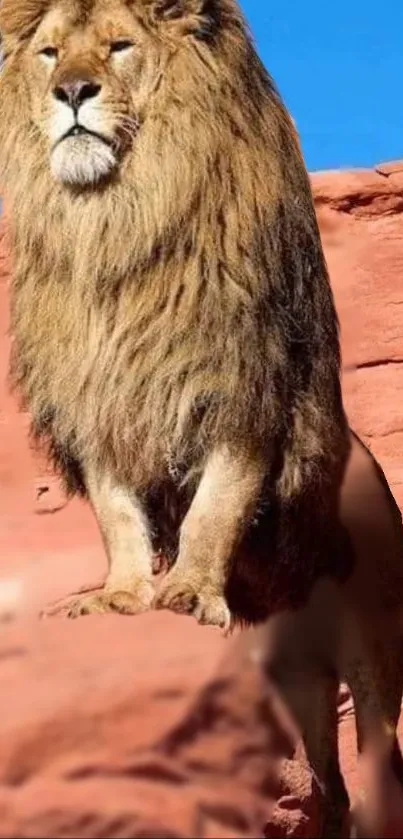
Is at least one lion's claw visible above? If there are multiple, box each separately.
[154,575,232,633]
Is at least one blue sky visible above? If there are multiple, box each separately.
[241,0,402,172]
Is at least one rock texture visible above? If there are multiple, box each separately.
[1,161,403,837]
[314,161,403,508]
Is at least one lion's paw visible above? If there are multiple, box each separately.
[154,575,232,634]
[41,580,155,619]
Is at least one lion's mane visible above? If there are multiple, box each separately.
[0,0,348,517]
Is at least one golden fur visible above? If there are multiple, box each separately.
[0,0,349,624]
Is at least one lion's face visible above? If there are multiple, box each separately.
[0,0,246,193]
[18,0,170,186]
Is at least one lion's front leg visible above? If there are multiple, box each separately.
[43,467,155,618]
[154,446,264,632]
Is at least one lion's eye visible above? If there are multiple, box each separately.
[110,40,134,54]
[38,46,58,59]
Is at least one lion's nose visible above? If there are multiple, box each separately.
[53,79,101,109]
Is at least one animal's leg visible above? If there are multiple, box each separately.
[345,634,403,838]
[154,446,264,631]
[264,619,349,838]
[43,469,155,618]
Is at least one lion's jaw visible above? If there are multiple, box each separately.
[49,98,119,186]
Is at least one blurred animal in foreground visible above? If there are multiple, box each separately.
[247,430,403,837]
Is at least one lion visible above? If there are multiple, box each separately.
[1,1,403,835]
[0,0,350,630]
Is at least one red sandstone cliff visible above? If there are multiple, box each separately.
[0,161,403,837]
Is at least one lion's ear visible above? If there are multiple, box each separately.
[151,0,217,36]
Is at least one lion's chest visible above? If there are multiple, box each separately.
[12,267,227,487]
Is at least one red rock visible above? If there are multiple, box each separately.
[313,164,403,510]
[1,161,403,837]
